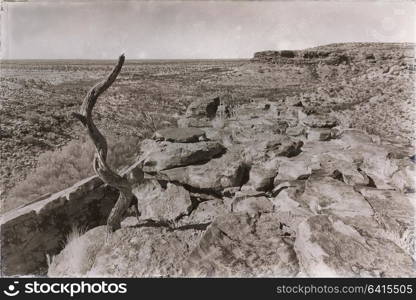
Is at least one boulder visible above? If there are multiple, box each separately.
[178,96,221,128]
[245,157,280,191]
[132,180,193,222]
[139,139,225,172]
[315,154,370,186]
[273,155,319,185]
[159,151,248,192]
[306,128,333,141]
[185,96,220,119]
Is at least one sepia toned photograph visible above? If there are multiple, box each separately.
[0,0,415,281]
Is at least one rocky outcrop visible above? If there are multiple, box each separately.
[139,139,225,173]
[178,95,221,128]
[4,46,415,276]
[46,92,415,278]
[252,43,415,67]
[132,180,193,222]
[0,176,118,275]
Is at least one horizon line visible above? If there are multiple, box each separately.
[0,57,251,61]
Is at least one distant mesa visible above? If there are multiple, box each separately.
[252,42,416,66]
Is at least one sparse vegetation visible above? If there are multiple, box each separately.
[4,134,141,212]
[47,225,105,277]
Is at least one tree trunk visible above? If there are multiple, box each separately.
[73,54,138,233]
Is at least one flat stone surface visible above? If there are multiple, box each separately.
[294,215,415,277]
[139,139,225,172]
[57,226,199,277]
[153,127,206,143]
[183,213,299,277]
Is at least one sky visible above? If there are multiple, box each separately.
[1,0,415,59]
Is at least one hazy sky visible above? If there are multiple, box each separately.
[1,1,415,59]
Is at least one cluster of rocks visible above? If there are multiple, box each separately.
[47,93,415,277]
[252,42,415,68]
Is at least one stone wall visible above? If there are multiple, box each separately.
[0,175,119,276]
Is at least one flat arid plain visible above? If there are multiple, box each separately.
[1,43,416,277]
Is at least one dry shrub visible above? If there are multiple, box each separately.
[124,111,175,139]
[47,225,106,277]
[4,134,141,212]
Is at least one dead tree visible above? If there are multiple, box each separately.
[73,54,138,233]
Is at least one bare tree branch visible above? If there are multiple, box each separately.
[73,54,138,233]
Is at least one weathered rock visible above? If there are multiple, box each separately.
[302,114,338,128]
[245,157,280,191]
[285,125,306,137]
[300,176,374,221]
[264,137,303,157]
[132,180,193,222]
[178,96,221,128]
[1,176,118,276]
[160,151,248,192]
[273,155,319,185]
[183,213,299,277]
[139,139,225,172]
[185,96,220,119]
[89,226,200,277]
[178,199,229,226]
[242,136,303,164]
[360,152,398,189]
[315,154,370,186]
[391,161,416,192]
[152,127,206,143]
[306,128,333,141]
[271,181,313,231]
[356,187,415,236]
[232,192,274,214]
[294,215,415,277]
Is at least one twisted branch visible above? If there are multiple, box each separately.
[73,54,137,233]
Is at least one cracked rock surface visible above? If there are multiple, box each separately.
[49,89,415,277]
[46,43,416,277]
